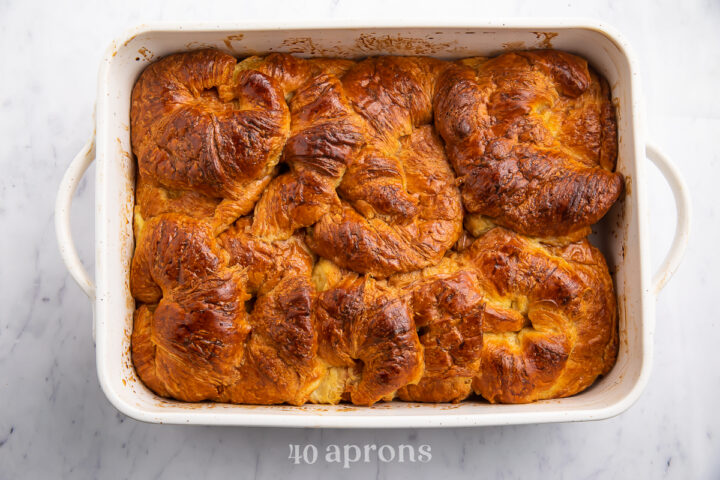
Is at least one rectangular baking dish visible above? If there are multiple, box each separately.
[55,20,690,427]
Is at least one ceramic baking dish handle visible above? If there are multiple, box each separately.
[646,143,691,296]
[55,134,96,300]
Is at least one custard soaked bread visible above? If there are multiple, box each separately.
[130,49,620,405]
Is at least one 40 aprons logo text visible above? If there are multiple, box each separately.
[288,443,432,468]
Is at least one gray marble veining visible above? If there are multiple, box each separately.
[0,0,718,478]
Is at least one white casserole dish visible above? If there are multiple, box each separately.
[55,20,691,428]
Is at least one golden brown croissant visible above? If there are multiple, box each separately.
[252,56,463,277]
[130,49,620,406]
[131,214,321,404]
[434,50,623,238]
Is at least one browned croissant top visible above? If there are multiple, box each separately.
[130,49,620,406]
[434,51,622,237]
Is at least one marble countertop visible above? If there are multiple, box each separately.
[1,0,718,478]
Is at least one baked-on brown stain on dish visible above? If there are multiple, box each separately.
[354,33,457,55]
[533,31,559,49]
[129,49,620,406]
[222,33,245,52]
[137,47,154,62]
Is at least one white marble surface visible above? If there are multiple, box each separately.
[1,0,718,478]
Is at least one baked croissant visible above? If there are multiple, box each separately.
[252,56,463,277]
[130,49,620,406]
[434,51,623,238]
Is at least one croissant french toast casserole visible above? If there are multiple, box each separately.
[129,48,623,406]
